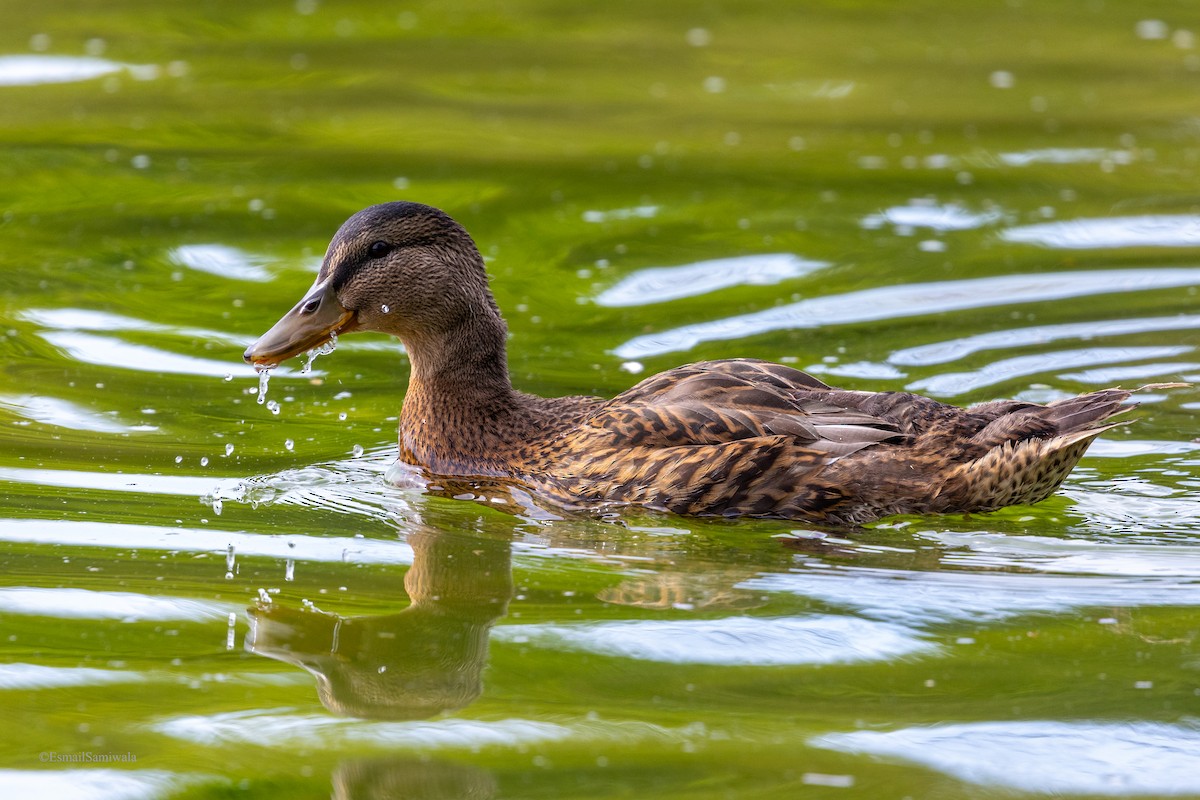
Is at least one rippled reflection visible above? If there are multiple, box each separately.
[1002,214,1200,248]
[0,394,152,433]
[614,268,1200,358]
[813,720,1200,794]
[0,54,159,85]
[741,562,1200,626]
[493,615,934,665]
[168,244,273,282]
[861,201,1001,231]
[596,253,827,307]
[889,314,1200,366]
[905,345,1191,395]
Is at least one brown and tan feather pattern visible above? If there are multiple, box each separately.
[244,202,1144,526]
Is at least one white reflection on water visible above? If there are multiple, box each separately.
[0,467,238,496]
[0,769,214,800]
[39,330,300,378]
[861,202,1002,231]
[1059,361,1200,384]
[168,244,273,282]
[0,55,159,86]
[581,205,659,223]
[928,530,1200,576]
[154,710,571,748]
[812,720,1200,795]
[1064,490,1200,536]
[154,708,711,749]
[0,394,153,433]
[1002,214,1200,248]
[0,663,144,690]
[741,563,1200,627]
[595,254,827,307]
[492,615,934,664]
[0,663,303,692]
[904,345,1192,396]
[612,268,1200,359]
[0,519,415,565]
[0,587,236,621]
[890,314,1200,366]
[998,147,1134,166]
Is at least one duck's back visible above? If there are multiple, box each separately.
[533,359,1129,524]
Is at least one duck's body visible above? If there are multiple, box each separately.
[245,202,1133,525]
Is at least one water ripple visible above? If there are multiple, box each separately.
[168,244,273,282]
[0,587,236,621]
[0,519,415,565]
[153,709,571,749]
[861,202,1002,231]
[39,330,264,377]
[0,54,159,86]
[612,268,1200,359]
[812,720,1200,795]
[890,314,1200,366]
[1002,214,1200,248]
[0,394,153,433]
[492,615,934,664]
[595,254,827,307]
[741,565,1200,627]
[998,147,1135,166]
[0,769,216,800]
[904,345,1191,396]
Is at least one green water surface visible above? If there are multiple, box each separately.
[1,2,1199,798]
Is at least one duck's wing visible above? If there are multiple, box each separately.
[584,358,904,457]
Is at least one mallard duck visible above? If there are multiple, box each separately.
[244,201,1138,525]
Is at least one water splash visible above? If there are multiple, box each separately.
[300,331,338,375]
[255,368,271,405]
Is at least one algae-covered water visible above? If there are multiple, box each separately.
[1,2,1199,798]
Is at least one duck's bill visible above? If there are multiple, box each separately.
[243,277,356,368]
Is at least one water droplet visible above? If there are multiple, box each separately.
[338,412,347,421]
[223,374,233,382]
[200,456,209,467]
[257,588,272,604]
[351,444,364,457]
[381,304,390,314]
[224,443,234,456]
[284,438,294,451]
[174,455,183,464]
[212,498,223,515]
[301,333,338,374]
[256,369,271,405]
[226,545,236,572]
[225,612,237,650]
[285,559,295,581]
[224,571,234,580]
[267,400,281,415]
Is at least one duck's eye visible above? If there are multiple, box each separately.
[301,297,321,314]
[367,240,392,259]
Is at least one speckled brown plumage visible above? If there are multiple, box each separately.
[245,202,1140,525]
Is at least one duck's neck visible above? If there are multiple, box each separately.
[398,309,528,475]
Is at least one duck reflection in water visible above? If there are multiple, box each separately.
[246,528,512,720]
[332,757,496,800]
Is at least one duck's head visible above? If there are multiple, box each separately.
[243,202,495,368]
